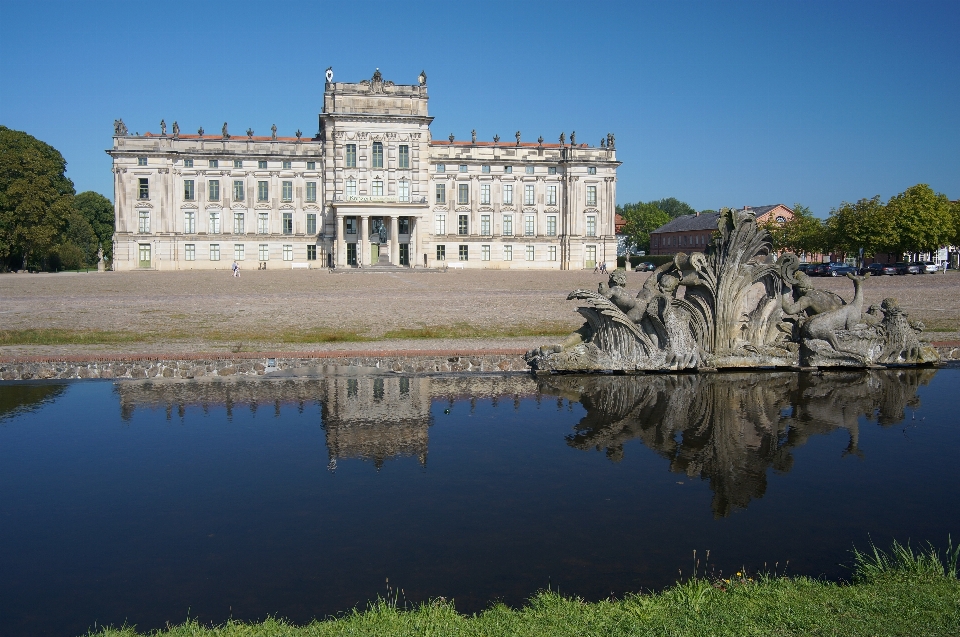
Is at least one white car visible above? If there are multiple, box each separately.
[921,261,939,274]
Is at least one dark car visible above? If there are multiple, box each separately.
[807,263,829,276]
[894,262,922,275]
[827,264,858,277]
[864,263,896,276]
[633,262,655,272]
[797,263,812,273]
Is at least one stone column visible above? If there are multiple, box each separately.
[390,214,399,264]
[337,213,345,267]
[408,216,416,267]
[359,215,369,267]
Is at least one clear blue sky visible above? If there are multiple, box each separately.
[1,0,957,217]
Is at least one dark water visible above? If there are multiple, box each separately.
[1,367,958,636]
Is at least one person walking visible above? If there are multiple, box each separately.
[232,261,240,277]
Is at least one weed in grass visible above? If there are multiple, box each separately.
[852,535,960,582]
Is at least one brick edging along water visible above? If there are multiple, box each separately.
[1,344,958,382]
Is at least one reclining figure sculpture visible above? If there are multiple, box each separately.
[525,207,939,372]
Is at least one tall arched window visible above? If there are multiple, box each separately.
[372,142,384,168]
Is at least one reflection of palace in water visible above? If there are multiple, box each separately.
[538,369,936,517]
[115,373,538,469]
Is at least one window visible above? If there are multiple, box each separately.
[398,180,409,202]
[259,244,269,261]
[459,164,467,173]
[459,245,469,261]
[345,217,356,234]
[346,242,357,265]
[184,159,194,168]
[372,179,383,197]
[585,245,596,268]
[306,213,317,235]
[526,245,535,261]
[210,243,220,260]
[547,185,557,206]
[398,145,409,169]
[345,144,356,167]
[138,178,149,199]
[184,211,196,233]
[587,185,597,207]
[137,157,147,166]
[458,184,469,205]
[525,215,535,236]
[346,179,357,198]
[306,179,317,199]
[234,212,244,234]
[481,183,491,205]
[282,212,293,234]
[480,214,491,235]
[209,160,218,168]
[458,215,468,235]
[547,215,557,236]
[184,180,195,200]
[185,244,195,260]
[307,245,317,260]
[586,215,596,237]
[482,165,490,173]
[233,180,244,201]
[503,184,513,205]
[434,214,446,235]
[280,181,292,201]
[436,163,445,172]
[209,180,220,201]
[436,245,446,261]
[504,166,512,174]
[399,217,410,234]
[234,244,244,261]
[372,142,383,168]
[257,212,269,234]
[435,183,446,204]
[548,166,557,175]
[503,245,513,261]
[588,166,597,175]
[283,245,293,261]
[525,165,534,174]
[307,161,316,170]
[482,245,490,261]
[548,246,557,261]
[258,181,268,201]
[138,210,150,233]
[234,160,242,168]
[503,214,513,236]
[258,160,267,169]
[524,184,535,205]
[282,160,291,170]
[209,211,221,234]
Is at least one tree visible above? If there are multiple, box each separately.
[618,202,672,252]
[0,125,76,270]
[766,203,827,257]
[74,190,114,262]
[886,184,954,255]
[827,196,896,259]
[652,197,696,218]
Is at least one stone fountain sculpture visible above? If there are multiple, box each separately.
[526,207,939,372]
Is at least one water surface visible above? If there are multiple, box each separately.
[0,368,957,636]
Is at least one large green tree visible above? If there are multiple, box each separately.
[886,184,954,255]
[826,196,896,258]
[618,202,672,252]
[74,190,114,262]
[652,197,696,218]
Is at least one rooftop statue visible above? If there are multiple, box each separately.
[526,207,939,372]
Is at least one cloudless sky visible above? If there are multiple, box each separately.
[1,0,957,216]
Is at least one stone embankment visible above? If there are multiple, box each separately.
[0,349,530,381]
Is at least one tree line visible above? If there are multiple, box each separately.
[618,187,959,260]
[0,125,113,271]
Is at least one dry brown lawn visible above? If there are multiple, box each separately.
[1,268,957,358]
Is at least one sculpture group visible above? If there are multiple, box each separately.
[526,207,939,372]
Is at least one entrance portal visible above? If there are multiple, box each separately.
[399,243,409,266]
[138,243,151,269]
[371,244,380,264]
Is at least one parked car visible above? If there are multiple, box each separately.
[827,264,858,277]
[634,262,655,272]
[920,261,939,274]
[863,263,888,276]
[894,262,922,275]
[797,263,812,273]
[807,263,830,276]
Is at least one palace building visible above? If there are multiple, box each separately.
[107,68,620,271]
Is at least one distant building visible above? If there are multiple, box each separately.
[650,204,794,255]
[107,68,620,271]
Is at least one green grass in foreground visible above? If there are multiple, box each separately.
[0,329,147,346]
[380,321,574,340]
[84,539,960,637]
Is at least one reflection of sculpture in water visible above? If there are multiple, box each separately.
[526,207,939,371]
[538,369,935,517]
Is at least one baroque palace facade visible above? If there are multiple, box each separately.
[108,69,619,271]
